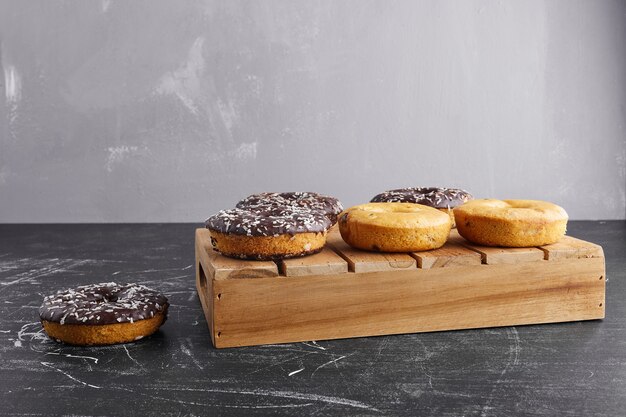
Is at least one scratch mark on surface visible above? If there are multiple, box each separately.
[259,344,296,348]
[311,354,353,378]
[0,259,93,293]
[122,344,142,368]
[120,387,313,408]
[302,341,326,350]
[311,341,326,350]
[181,264,193,270]
[17,322,48,344]
[40,362,101,389]
[180,338,204,370]
[45,351,99,364]
[0,329,11,333]
[511,327,521,366]
[426,374,434,389]
[147,387,379,411]
[375,337,390,361]
[288,367,305,377]
[249,352,317,375]
[480,327,521,417]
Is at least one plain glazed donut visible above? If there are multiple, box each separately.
[338,202,452,252]
[206,206,332,260]
[39,282,169,346]
[454,199,568,247]
[371,187,473,227]
[236,192,344,225]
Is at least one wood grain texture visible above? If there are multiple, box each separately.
[207,257,605,348]
[411,241,482,269]
[449,230,546,265]
[197,228,606,349]
[540,235,605,260]
[279,247,348,277]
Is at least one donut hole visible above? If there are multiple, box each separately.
[95,288,120,303]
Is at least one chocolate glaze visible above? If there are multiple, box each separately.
[39,282,169,325]
[206,206,331,237]
[236,192,343,225]
[371,187,473,209]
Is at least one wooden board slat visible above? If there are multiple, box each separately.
[412,241,482,269]
[540,235,605,260]
[326,226,417,273]
[195,229,279,280]
[279,247,349,277]
[449,229,545,265]
[210,256,605,348]
[460,243,545,265]
[327,237,417,273]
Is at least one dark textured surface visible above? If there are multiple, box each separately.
[0,221,624,416]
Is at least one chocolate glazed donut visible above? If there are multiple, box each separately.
[39,282,169,346]
[371,187,472,209]
[206,205,332,260]
[236,192,343,225]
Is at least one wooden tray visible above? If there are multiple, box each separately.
[195,228,605,348]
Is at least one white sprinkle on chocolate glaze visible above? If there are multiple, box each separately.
[236,192,343,225]
[206,206,332,237]
[371,187,473,209]
[39,282,169,326]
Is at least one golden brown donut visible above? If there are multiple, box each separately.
[338,202,452,252]
[206,230,327,260]
[39,282,169,346]
[454,199,568,247]
[41,314,167,346]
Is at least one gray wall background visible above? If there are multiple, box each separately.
[1,0,625,223]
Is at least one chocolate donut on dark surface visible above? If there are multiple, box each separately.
[236,192,343,225]
[371,187,473,209]
[40,282,168,325]
[39,282,169,346]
